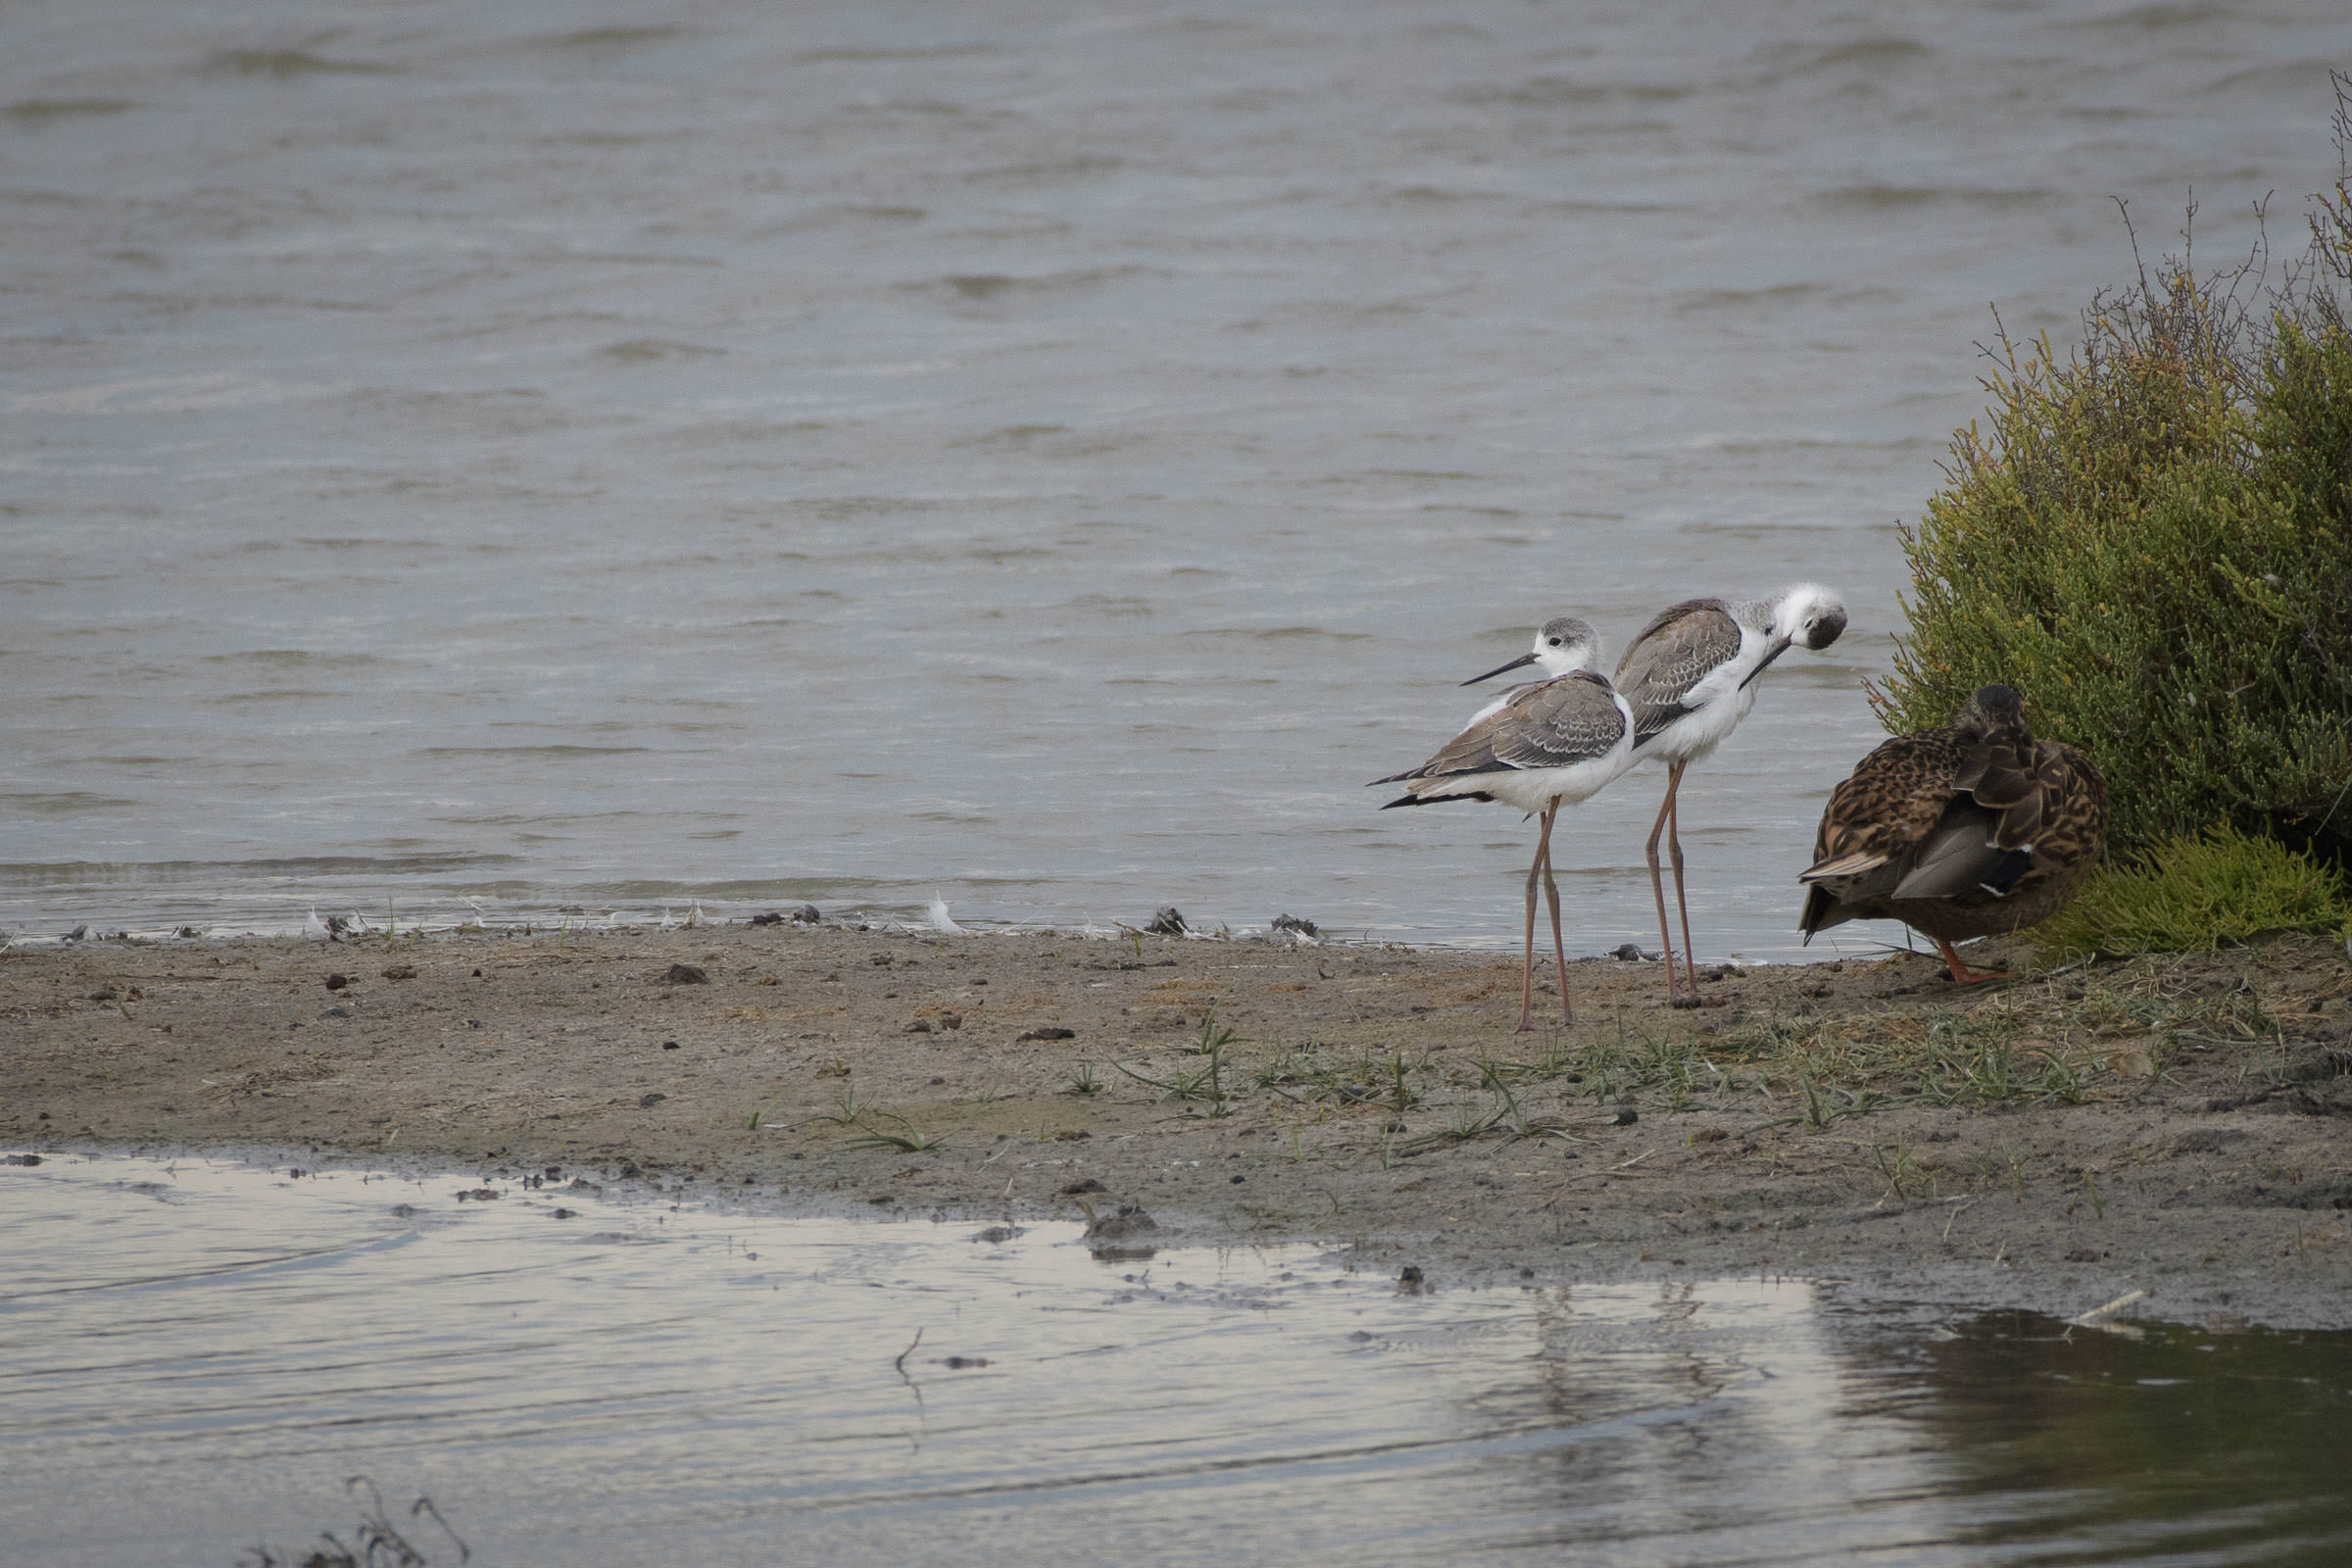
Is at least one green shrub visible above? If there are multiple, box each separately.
[2034,824,2351,957]
[1874,83,2352,866]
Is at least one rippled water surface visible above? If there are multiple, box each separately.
[4,1154,2350,1566]
[5,1,2350,953]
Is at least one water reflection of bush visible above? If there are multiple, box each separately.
[1926,1311,2352,1557]
[1429,1285,2352,1561]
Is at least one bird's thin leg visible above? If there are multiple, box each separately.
[1517,823,1545,1033]
[1539,804,1571,1026]
[1642,777,1681,1005]
[1665,760,1699,1001]
[1936,938,2012,986]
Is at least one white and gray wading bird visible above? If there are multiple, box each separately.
[1374,617,1638,1032]
[1593,584,1846,1005]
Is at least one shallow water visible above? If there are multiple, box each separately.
[4,1154,2349,1566]
[4,1,2351,955]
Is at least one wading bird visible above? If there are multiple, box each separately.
[1607,584,1847,1004]
[1376,618,1638,1032]
[1798,683,2107,982]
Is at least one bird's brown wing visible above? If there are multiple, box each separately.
[1378,671,1626,784]
[1612,599,1740,741]
[1952,727,2045,849]
[2021,739,2108,878]
[1886,734,2108,904]
[1801,727,1971,892]
[1488,673,1628,771]
[1886,722,2041,900]
[1886,800,2011,901]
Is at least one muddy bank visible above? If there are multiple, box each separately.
[5,922,2348,1326]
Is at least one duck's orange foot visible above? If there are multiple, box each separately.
[1937,940,2012,986]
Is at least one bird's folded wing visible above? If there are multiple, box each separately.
[1488,675,1629,770]
[1804,729,1969,874]
[1888,738,2107,899]
[1799,850,1887,883]
[1376,672,1624,783]
[1612,600,1739,739]
[1889,801,2012,900]
[2025,741,2110,868]
[1954,731,2045,848]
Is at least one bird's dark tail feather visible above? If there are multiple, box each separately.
[1798,884,1833,940]
[1380,790,1494,809]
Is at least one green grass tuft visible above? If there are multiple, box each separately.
[2034,823,2352,957]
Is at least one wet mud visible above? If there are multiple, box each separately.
[5,922,2348,1327]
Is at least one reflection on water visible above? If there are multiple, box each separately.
[1928,1317,2352,1566]
[3,1155,2347,1566]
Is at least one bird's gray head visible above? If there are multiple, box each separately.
[1462,615,1602,686]
[1771,583,1847,652]
[1957,683,2027,734]
[1534,616,1602,673]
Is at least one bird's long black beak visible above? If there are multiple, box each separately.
[1462,651,1538,686]
[1738,636,1793,690]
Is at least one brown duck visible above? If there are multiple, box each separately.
[1797,684,2106,983]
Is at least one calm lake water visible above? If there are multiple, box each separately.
[3,1153,2349,1566]
[5,0,2350,956]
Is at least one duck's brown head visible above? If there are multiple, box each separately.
[1956,683,2027,736]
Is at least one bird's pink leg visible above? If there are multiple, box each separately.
[1642,771,1682,1005]
[1538,806,1572,1026]
[1516,812,1550,1033]
[1665,761,1700,1003]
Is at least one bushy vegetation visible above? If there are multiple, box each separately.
[1874,80,2352,873]
[2034,824,2352,957]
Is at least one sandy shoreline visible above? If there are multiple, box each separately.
[5,921,2348,1327]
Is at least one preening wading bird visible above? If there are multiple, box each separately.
[1603,583,1847,1004]
[1797,683,2107,982]
[1376,617,1638,1032]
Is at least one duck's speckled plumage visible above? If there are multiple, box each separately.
[1798,685,2107,965]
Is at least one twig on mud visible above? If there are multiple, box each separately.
[2069,1288,2148,1328]
[1541,1149,1657,1206]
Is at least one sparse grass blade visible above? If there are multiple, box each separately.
[1112,1042,1234,1116]
[845,1112,938,1152]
